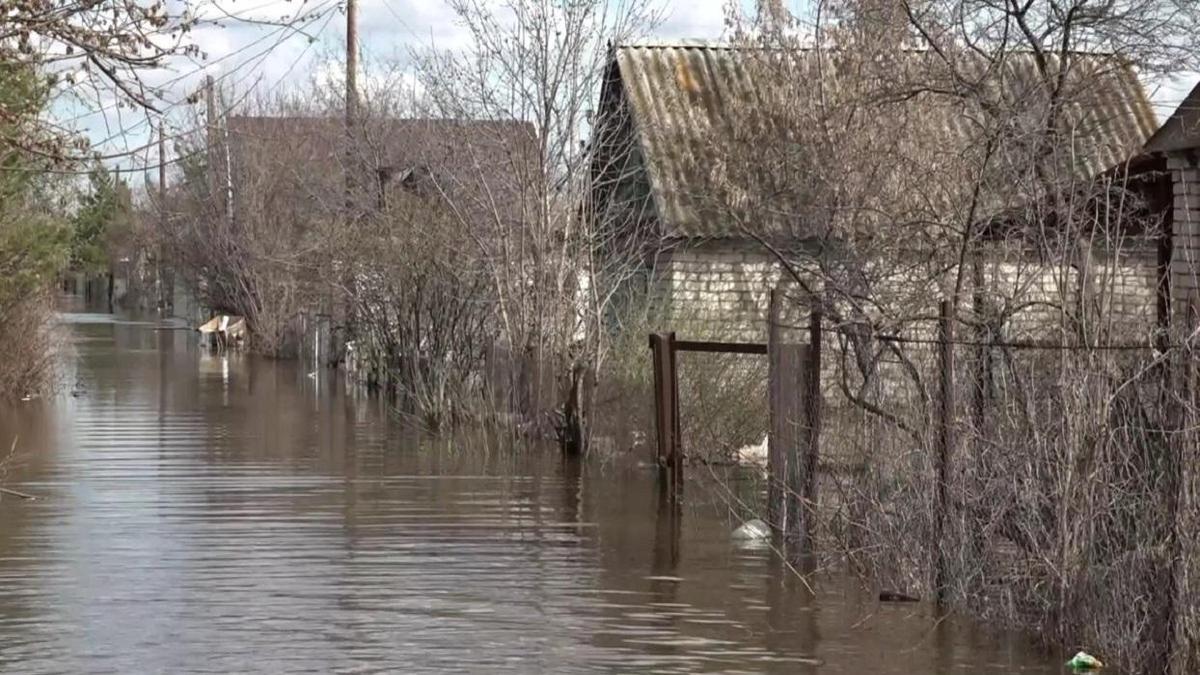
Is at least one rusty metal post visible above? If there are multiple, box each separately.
[934,299,956,610]
[649,332,681,498]
[669,332,682,493]
[767,292,785,533]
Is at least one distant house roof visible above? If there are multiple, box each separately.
[600,41,1158,239]
[1144,81,1200,154]
[224,116,534,224]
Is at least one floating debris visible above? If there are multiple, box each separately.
[734,436,768,466]
[1066,651,1103,670]
[732,518,770,541]
[0,487,38,501]
[879,591,920,603]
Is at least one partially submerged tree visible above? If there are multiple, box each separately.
[162,92,341,356]
[411,0,663,448]
[0,0,325,392]
[0,64,70,398]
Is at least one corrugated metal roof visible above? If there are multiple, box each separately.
[607,42,1158,239]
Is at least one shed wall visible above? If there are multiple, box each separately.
[1168,155,1200,324]
[650,240,1159,343]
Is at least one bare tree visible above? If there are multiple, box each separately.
[660,0,1200,670]
[408,0,665,449]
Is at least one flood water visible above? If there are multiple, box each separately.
[0,308,1069,673]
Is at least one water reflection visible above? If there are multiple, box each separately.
[0,310,1065,673]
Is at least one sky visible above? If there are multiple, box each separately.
[63,0,1200,179]
[72,0,732,176]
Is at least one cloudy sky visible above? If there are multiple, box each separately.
[68,0,1199,176]
[72,0,731,174]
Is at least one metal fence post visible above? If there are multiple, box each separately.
[767,292,785,534]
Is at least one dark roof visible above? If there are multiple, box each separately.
[224,116,535,223]
[601,41,1158,239]
[1144,81,1200,154]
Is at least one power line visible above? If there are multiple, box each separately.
[0,2,341,176]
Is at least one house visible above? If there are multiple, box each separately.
[590,41,1163,342]
[196,115,535,360]
[1140,82,1200,331]
[221,116,532,235]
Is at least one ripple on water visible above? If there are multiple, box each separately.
[0,314,1063,673]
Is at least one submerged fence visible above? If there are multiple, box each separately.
[649,291,823,551]
[652,291,1200,672]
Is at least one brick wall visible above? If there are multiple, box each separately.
[1168,155,1200,326]
[640,237,1157,417]
[650,240,787,341]
[649,239,1159,343]
[982,251,1159,342]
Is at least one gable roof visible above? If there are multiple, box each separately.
[1144,81,1200,154]
[602,41,1158,239]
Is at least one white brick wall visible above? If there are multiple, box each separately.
[1168,155,1200,325]
[650,239,1158,343]
[650,240,789,341]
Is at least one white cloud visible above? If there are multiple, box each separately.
[1146,72,1200,122]
[55,0,1198,166]
[659,0,728,39]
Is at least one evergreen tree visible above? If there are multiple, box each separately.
[70,166,132,272]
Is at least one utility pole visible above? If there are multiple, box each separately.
[335,0,360,363]
[205,75,217,204]
[344,0,359,218]
[157,122,167,312]
[204,75,233,227]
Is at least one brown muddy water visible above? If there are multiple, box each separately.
[0,309,1072,673]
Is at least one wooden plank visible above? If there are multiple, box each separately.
[649,332,681,499]
[780,343,808,547]
[668,332,682,494]
[767,290,815,551]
